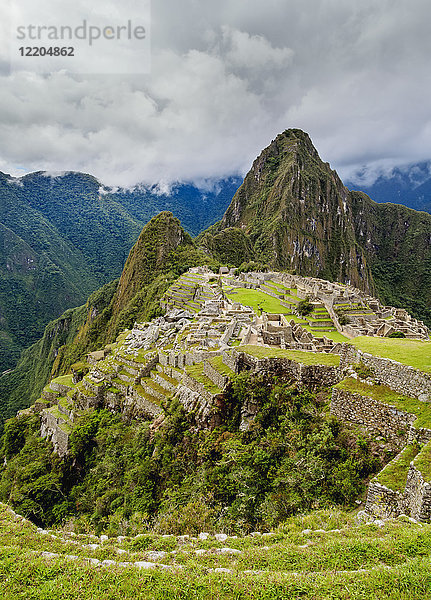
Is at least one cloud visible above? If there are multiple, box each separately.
[0,0,430,186]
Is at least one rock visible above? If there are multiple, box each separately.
[134,561,157,569]
[100,534,109,542]
[146,551,167,561]
[215,547,241,555]
[178,535,190,543]
[84,543,100,550]
[198,532,209,540]
[214,533,228,542]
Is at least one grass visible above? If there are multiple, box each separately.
[208,356,235,378]
[377,444,420,491]
[335,378,431,429]
[51,374,75,387]
[413,441,431,482]
[1,505,431,599]
[352,337,431,373]
[185,363,222,395]
[238,345,340,366]
[316,330,348,343]
[225,287,290,314]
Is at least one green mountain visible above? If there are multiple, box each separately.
[203,129,431,325]
[0,172,239,371]
[0,212,214,429]
[0,172,141,371]
[1,133,431,598]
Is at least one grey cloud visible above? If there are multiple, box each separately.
[0,0,430,186]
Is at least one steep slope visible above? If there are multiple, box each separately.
[0,173,106,370]
[52,212,211,376]
[205,129,431,325]
[0,213,212,426]
[114,177,242,237]
[208,129,373,290]
[350,192,431,324]
[0,280,117,432]
[0,171,239,370]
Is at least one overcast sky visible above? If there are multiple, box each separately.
[1,0,431,188]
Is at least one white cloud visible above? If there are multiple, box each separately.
[0,0,430,187]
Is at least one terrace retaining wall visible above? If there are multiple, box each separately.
[339,344,431,402]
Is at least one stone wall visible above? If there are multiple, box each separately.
[364,480,403,519]
[330,387,416,451]
[222,351,237,373]
[174,384,223,429]
[203,361,229,390]
[405,464,431,521]
[339,344,431,401]
[182,373,214,404]
[40,411,69,458]
[408,426,431,445]
[232,350,342,389]
[365,458,431,522]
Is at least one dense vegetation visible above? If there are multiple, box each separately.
[0,373,384,534]
[346,161,431,214]
[0,213,218,429]
[0,171,239,372]
[0,281,118,432]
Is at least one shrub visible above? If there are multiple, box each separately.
[296,297,313,317]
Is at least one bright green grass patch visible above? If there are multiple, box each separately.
[51,374,74,387]
[377,444,420,491]
[208,356,235,378]
[315,331,348,343]
[225,287,290,314]
[352,337,431,373]
[413,441,431,482]
[185,363,222,395]
[335,378,431,429]
[238,345,340,366]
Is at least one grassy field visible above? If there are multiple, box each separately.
[352,337,431,373]
[238,345,340,366]
[225,287,291,314]
[1,504,430,599]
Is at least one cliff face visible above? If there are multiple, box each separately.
[216,129,373,291]
[210,129,431,324]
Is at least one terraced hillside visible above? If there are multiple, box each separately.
[9,269,427,526]
[1,504,430,599]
